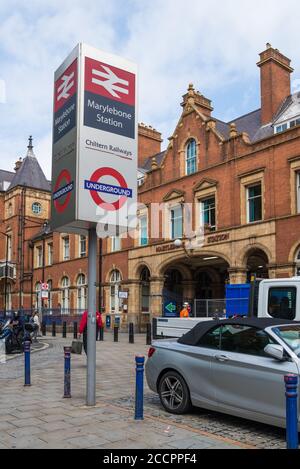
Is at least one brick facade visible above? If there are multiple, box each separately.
[1,44,300,330]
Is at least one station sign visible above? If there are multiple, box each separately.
[51,44,138,234]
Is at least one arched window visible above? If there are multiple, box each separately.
[140,267,150,314]
[295,250,300,276]
[61,277,70,313]
[186,139,197,175]
[77,274,87,311]
[110,270,122,314]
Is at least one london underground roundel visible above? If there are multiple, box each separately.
[53,169,74,213]
[84,167,133,212]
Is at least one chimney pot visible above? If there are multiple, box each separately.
[14,158,23,172]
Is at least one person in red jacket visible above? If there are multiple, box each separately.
[79,311,103,355]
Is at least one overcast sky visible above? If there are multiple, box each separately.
[1,0,300,178]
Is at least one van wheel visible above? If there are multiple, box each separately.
[158,371,191,414]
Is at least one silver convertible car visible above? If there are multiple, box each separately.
[145,318,300,429]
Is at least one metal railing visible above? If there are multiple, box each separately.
[0,309,86,324]
[193,298,250,319]
[193,299,226,318]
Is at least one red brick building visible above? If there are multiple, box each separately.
[1,44,300,329]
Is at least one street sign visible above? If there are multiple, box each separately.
[51,44,138,234]
[119,291,128,299]
[164,301,177,318]
[41,291,49,300]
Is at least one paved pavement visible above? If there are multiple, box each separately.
[0,333,288,449]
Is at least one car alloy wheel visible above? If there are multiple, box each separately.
[158,371,191,414]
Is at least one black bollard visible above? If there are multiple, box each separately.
[52,321,56,337]
[42,323,46,337]
[114,326,119,343]
[63,347,72,399]
[24,341,31,387]
[146,323,152,345]
[129,323,134,344]
[99,327,104,342]
[152,317,157,340]
[73,322,78,340]
[62,321,67,338]
[135,356,145,421]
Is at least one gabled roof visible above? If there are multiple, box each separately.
[8,138,51,192]
[273,92,300,125]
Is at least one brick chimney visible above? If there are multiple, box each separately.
[257,44,293,125]
[181,84,213,117]
[138,123,162,168]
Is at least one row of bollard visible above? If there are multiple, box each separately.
[41,321,153,345]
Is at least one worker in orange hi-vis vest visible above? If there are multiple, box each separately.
[180,302,190,318]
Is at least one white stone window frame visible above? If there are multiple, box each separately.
[62,235,70,261]
[35,245,43,269]
[79,235,87,258]
[195,186,218,234]
[185,138,197,176]
[77,273,87,311]
[61,276,70,312]
[137,207,148,247]
[110,270,122,315]
[169,203,183,240]
[240,172,265,225]
[111,236,121,253]
[6,234,12,262]
[246,184,263,224]
[47,243,53,266]
[163,196,184,241]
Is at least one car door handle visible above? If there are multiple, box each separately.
[214,354,229,363]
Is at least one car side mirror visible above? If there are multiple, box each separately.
[264,344,285,361]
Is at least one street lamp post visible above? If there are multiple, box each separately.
[174,238,194,258]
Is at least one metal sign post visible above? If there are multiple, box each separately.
[87,228,97,406]
[51,44,137,408]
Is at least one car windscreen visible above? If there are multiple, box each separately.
[272,326,300,357]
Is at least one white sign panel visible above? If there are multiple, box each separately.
[118,291,128,299]
[51,43,138,234]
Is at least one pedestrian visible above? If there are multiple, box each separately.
[30,311,40,342]
[96,312,103,341]
[78,310,103,355]
[180,302,190,319]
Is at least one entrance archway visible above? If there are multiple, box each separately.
[160,253,230,316]
[245,248,269,280]
[163,269,184,315]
